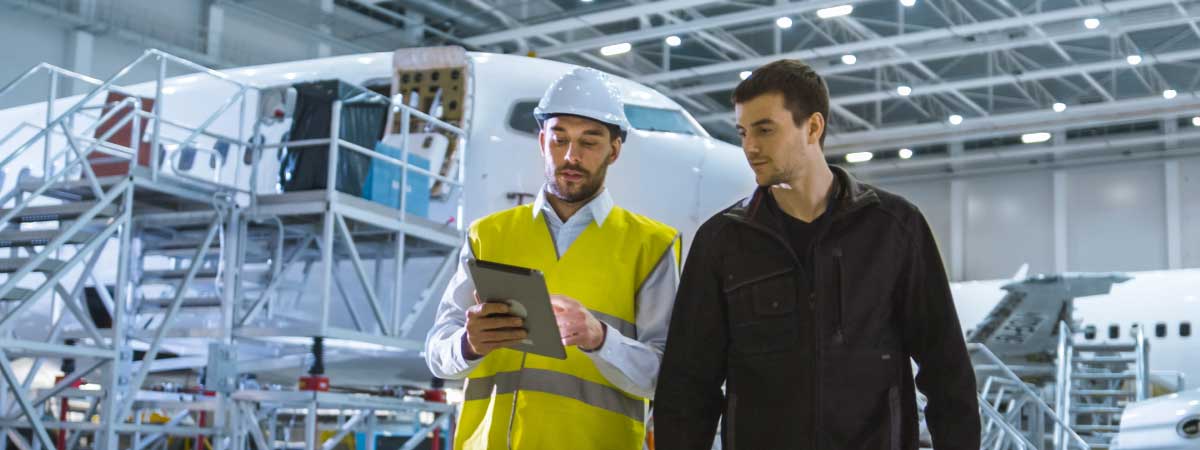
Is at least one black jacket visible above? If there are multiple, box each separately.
[655,166,980,450]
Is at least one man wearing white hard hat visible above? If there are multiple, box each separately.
[424,67,681,450]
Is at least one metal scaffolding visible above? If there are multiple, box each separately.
[0,49,463,450]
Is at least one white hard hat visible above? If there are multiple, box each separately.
[534,67,631,142]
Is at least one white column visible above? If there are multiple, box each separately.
[950,179,966,281]
[67,30,94,95]
[403,12,424,46]
[1165,160,1182,269]
[207,2,225,60]
[317,0,334,57]
[1054,170,1068,273]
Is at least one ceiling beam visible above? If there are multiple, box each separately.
[670,6,1200,98]
[823,93,1200,155]
[694,45,1200,124]
[461,0,719,47]
[532,0,874,57]
[853,127,1200,177]
[637,0,1181,84]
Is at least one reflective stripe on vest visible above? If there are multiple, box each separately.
[464,368,645,422]
[591,309,637,340]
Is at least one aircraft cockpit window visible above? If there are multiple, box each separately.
[1182,322,1192,338]
[1108,324,1120,339]
[624,105,701,136]
[508,101,541,135]
[1083,325,1096,340]
[1156,323,1167,338]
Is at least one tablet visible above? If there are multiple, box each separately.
[467,259,567,360]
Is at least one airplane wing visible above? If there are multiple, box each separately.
[967,272,1132,357]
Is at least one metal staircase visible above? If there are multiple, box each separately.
[1055,321,1151,449]
[971,343,1093,450]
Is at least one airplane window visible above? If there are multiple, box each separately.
[1108,324,1120,339]
[508,101,541,135]
[1084,325,1096,340]
[1156,323,1167,338]
[624,105,702,136]
[1183,322,1192,338]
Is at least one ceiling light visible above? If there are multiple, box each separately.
[1192,116,1200,127]
[898,148,913,159]
[1084,18,1100,29]
[1021,132,1052,144]
[841,54,857,65]
[776,17,793,29]
[845,152,873,163]
[665,35,681,47]
[581,0,593,2]
[1053,102,1067,112]
[896,85,912,96]
[739,71,752,80]
[1126,54,1142,65]
[1163,89,1177,99]
[816,4,854,19]
[600,42,632,56]
[948,114,963,125]
[900,0,916,6]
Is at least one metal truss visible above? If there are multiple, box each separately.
[425,0,1200,178]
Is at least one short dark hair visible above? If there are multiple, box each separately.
[732,59,830,147]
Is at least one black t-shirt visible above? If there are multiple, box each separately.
[764,189,832,270]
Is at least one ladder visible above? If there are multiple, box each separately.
[1055,321,1151,449]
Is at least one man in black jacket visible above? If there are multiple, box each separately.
[654,59,981,449]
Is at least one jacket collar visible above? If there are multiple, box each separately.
[727,165,879,225]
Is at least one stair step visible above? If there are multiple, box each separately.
[1074,372,1135,380]
[0,229,96,248]
[141,269,268,284]
[0,287,36,302]
[144,246,224,258]
[140,296,223,309]
[1076,356,1137,364]
[1075,343,1137,352]
[0,258,67,273]
[1074,389,1132,397]
[1073,405,1125,414]
[142,269,223,281]
[1074,424,1121,432]
[0,202,117,223]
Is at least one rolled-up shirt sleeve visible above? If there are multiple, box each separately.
[424,243,483,379]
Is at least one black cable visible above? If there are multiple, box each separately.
[506,351,528,450]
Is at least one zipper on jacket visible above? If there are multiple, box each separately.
[831,247,845,345]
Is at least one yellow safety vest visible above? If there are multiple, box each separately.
[455,203,680,450]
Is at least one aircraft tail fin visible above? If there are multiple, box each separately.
[1012,263,1029,281]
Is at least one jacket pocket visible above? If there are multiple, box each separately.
[823,351,901,449]
[724,268,798,355]
[831,248,846,344]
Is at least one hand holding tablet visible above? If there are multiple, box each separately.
[467,259,568,359]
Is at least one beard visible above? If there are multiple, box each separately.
[545,161,608,203]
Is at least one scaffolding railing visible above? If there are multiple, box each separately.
[972,343,1092,450]
[0,48,464,450]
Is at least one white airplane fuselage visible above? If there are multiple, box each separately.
[1,51,1196,418]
